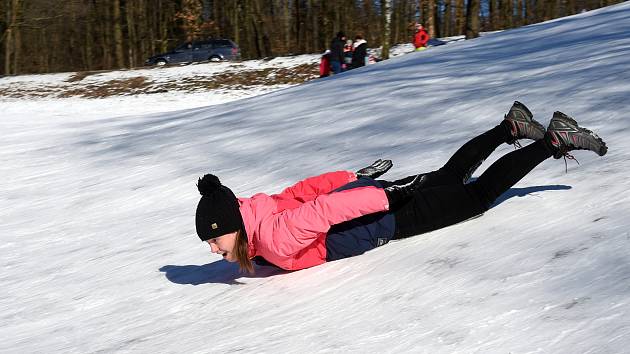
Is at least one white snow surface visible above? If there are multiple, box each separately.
[2,3,630,354]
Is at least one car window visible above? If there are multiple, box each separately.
[174,43,190,51]
[213,40,233,47]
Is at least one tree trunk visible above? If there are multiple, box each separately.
[4,0,13,75]
[426,0,436,37]
[252,0,271,57]
[465,0,480,39]
[112,0,125,68]
[443,0,452,37]
[504,0,514,28]
[489,0,498,30]
[283,0,291,52]
[85,2,94,70]
[516,0,524,26]
[162,0,173,51]
[98,2,109,69]
[455,0,465,34]
[126,0,137,68]
[232,0,240,49]
[381,0,392,59]
[294,0,302,53]
[138,0,147,63]
[362,0,373,45]
[4,0,21,75]
[12,2,20,73]
[40,26,49,73]
[310,0,319,53]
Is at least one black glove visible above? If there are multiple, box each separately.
[384,174,425,207]
[355,159,393,179]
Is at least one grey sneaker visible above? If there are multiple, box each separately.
[504,101,546,144]
[547,111,608,159]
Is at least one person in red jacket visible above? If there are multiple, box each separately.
[413,23,429,51]
[195,102,607,273]
[319,50,331,77]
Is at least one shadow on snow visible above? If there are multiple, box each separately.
[160,260,288,285]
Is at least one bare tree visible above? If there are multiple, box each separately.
[465,0,480,39]
[1,0,627,75]
[126,0,137,67]
[426,0,436,37]
[455,0,466,34]
[3,0,21,75]
[112,0,125,68]
[381,0,392,59]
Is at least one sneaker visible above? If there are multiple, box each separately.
[546,111,608,159]
[504,101,546,144]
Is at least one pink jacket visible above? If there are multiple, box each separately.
[238,171,390,270]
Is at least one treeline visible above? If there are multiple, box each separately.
[1,0,623,75]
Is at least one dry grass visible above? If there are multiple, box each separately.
[60,76,151,98]
[66,71,94,82]
[1,62,320,99]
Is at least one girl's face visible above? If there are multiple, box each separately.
[206,231,238,262]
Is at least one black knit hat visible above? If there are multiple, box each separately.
[195,174,244,241]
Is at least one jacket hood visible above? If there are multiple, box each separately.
[353,39,367,48]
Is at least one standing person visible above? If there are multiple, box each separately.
[343,39,354,71]
[319,50,331,78]
[413,23,429,51]
[350,35,368,69]
[329,31,346,74]
[195,101,607,273]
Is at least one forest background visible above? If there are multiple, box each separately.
[1,0,623,76]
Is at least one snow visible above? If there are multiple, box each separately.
[2,3,630,353]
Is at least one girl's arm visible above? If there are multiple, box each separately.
[276,171,356,200]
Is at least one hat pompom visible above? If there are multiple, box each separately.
[197,174,222,196]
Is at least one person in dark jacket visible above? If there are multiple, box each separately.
[329,31,346,74]
[350,35,368,69]
[195,101,607,273]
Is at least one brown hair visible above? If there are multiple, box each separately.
[234,230,254,274]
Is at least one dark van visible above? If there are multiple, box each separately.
[145,39,240,66]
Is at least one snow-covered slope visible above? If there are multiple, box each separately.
[2,3,630,353]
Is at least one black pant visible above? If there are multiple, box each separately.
[382,122,553,239]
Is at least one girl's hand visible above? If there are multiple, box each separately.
[355,159,393,179]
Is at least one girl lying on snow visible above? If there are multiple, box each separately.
[194,102,607,273]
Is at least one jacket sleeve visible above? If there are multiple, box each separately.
[266,186,389,257]
[420,32,429,46]
[276,171,356,200]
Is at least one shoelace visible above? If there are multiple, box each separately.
[560,152,580,173]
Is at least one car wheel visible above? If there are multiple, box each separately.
[156,59,167,66]
[209,56,222,62]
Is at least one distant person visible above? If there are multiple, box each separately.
[413,23,429,51]
[350,35,368,69]
[319,50,331,78]
[329,31,346,74]
[194,101,607,272]
[343,39,354,71]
